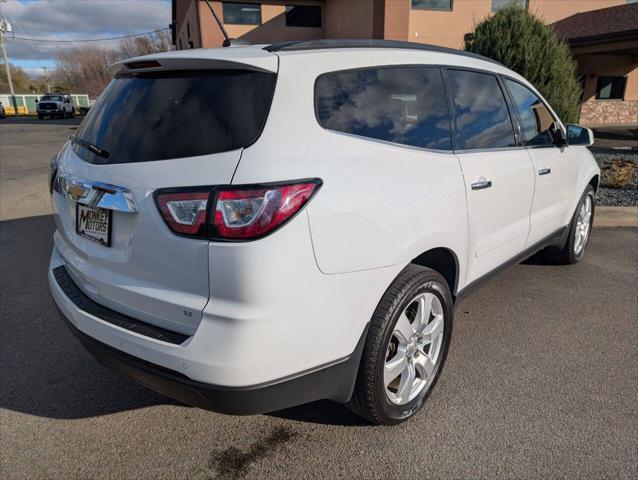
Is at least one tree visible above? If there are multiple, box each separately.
[119,30,173,58]
[55,46,120,98]
[53,30,173,98]
[465,5,581,124]
[0,63,32,93]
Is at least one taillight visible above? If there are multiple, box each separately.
[154,179,321,241]
[155,191,210,236]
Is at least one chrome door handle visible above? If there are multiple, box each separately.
[538,168,551,176]
[471,178,492,190]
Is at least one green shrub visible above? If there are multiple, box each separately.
[465,5,581,124]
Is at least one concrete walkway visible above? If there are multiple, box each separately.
[595,206,638,227]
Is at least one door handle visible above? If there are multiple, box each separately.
[538,168,551,176]
[471,178,492,190]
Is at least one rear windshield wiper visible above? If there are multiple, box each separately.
[72,136,110,159]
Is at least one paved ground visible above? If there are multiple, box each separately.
[591,126,638,150]
[0,117,81,220]
[1,117,637,479]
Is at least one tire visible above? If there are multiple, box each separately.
[348,264,453,425]
[549,185,595,264]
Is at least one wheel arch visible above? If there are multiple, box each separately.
[589,174,600,193]
[410,247,459,296]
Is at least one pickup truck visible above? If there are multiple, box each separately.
[37,94,75,119]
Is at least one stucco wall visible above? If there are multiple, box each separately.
[198,0,325,47]
[324,0,375,39]
[407,0,627,48]
[177,0,202,49]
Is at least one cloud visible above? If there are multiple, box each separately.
[2,0,171,63]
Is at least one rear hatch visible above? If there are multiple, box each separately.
[51,49,278,336]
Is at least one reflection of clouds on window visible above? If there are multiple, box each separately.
[315,67,452,150]
[505,79,554,146]
[448,70,515,150]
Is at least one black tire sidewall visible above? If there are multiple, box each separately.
[373,273,453,423]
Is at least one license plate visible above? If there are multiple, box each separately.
[76,204,112,247]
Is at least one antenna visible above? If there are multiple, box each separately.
[203,0,232,47]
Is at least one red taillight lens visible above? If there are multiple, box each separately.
[213,182,320,240]
[155,191,210,236]
[155,180,321,240]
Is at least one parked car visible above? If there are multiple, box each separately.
[48,40,599,425]
[0,101,5,119]
[37,94,75,119]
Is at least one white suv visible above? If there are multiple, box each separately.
[48,40,599,425]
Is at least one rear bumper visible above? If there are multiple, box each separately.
[58,306,367,414]
[50,251,368,414]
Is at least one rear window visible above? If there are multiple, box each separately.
[72,70,277,164]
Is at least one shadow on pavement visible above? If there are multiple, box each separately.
[269,400,368,426]
[0,214,361,424]
[0,213,584,424]
[0,215,176,419]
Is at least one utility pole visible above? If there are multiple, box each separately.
[0,16,15,96]
[41,66,50,93]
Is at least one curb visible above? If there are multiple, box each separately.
[594,206,638,228]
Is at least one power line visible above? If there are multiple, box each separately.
[7,27,169,43]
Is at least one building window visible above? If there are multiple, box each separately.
[315,66,452,151]
[492,0,528,11]
[596,76,627,100]
[411,0,453,10]
[285,5,322,28]
[222,2,261,25]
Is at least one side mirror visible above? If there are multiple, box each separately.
[565,124,594,147]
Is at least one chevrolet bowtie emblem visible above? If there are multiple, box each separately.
[67,183,88,201]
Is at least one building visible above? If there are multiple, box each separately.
[172,0,638,127]
[553,3,638,127]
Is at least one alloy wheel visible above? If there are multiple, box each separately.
[384,292,444,405]
[574,195,592,255]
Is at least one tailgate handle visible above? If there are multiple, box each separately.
[54,173,139,213]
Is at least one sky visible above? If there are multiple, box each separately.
[1,0,171,77]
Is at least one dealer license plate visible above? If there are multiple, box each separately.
[76,204,112,247]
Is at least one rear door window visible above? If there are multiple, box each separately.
[72,70,277,164]
[315,66,452,150]
[446,69,516,150]
[505,79,555,146]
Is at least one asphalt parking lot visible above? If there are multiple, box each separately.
[1,117,637,479]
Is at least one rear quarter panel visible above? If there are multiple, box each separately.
[232,50,469,286]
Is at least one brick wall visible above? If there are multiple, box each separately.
[579,100,638,127]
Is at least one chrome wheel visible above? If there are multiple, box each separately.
[574,195,592,255]
[384,292,444,405]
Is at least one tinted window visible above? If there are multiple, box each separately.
[505,79,555,146]
[596,76,627,100]
[447,70,516,150]
[73,70,276,164]
[286,5,321,27]
[222,2,261,25]
[315,67,451,150]
[411,0,453,10]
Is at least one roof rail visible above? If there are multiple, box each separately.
[263,39,502,66]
